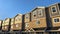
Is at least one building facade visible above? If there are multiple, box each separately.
[0,3,60,34]
[2,18,11,32]
[46,3,60,34]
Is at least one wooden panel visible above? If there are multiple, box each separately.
[29,18,47,29]
[31,10,37,21]
[48,4,59,17]
[24,13,30,22]
[10,24,15,30]
[13,23,22,30]
[52,17,60,27]
[4,18,10,26]
[37,8,46,18]
[3,25,8,31]
[11,18,14,25]
[15,15,22,24]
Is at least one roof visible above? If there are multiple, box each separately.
[47,2,60,7]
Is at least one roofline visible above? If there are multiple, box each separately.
[14,13,23,18]
[23,6,45,15]
[4,18,11,20]
[47,2,60,7]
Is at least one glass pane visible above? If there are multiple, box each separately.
[52,7,56,12]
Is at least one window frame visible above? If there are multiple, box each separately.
[38,9,43,17]
[51,6,57,13]
[53,18,60,23]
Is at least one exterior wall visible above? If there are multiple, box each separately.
[24,13,31,30]
[10,18,15,31]
[48,4,60,17]
[2,18,10,31]
[14,14,22,30]
[29,18,47,29]
[48,3,60,27]
[29,8,47,29]
[1,3,60,33]
[24,13,30,22]
[51,17,60,27]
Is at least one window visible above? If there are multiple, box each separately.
[25,14,29,19]
[33,11,37,17]
[26,16,28,19]
[51,7,56,13]
[11,22,13,24]
[16,24,18,27]
[54,18,59,22]
[2,27,4,29]
[11,26,13,28]
[5,27,7,29]
[36,20,40,24]
[25,23,29,27]
[15,17,21,21]
[38,9,43,16]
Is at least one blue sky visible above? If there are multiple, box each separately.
[0,0,60,20]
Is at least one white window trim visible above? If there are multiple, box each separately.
[53,18,60,23]
[38,9,43,16]
[51,6,57,13]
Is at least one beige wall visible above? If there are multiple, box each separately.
[15,14,22,24]
[14,14,22,30]
[2,18,10,31]
[48,4,60,18]
[24,13,30,22]
[29,18,47,29]
[52,17,60,27]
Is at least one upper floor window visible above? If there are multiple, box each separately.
[15,16,21,21]
[26,16,28,19]
[25,14,29,19]
[38,9,43,16]
[33,11,37,17]
[54,18,59,23]
[51,7,56,13]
